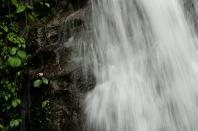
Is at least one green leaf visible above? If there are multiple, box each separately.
[42,77,49,85]
[7,56,22,67]
[33,79,42,87]
[42,100,49,108]
[0,124,3,129]
[27,14,35,23]
[17,50,27,60]
[6,105,12,110]
[11,0,18,7]
[9,84,17,93]
[40,2,44,5]
[45,3,50,8]
[27,4,33,9]
[18,44,22,48]
[0,25,8,32]
[21,43,26,49]
[12,101,17,107]
[7,33,17,43]
[17,71,21,77]
[7,33,25,45]
[10,47,18,55]
[12,98,21,108]
[10,22,19,32]
[16,4,26,13]
[10,119,22,127]
[5,94,10,101]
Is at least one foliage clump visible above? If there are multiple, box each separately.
[0,0,52,130]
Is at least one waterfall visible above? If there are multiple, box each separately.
[84,0,198,131]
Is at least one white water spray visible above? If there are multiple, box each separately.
[84,0,198,131]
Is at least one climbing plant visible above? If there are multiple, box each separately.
[0,0,52,130]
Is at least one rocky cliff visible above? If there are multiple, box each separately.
[26,0,95,130]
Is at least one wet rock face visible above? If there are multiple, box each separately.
[183,0,198,33]
[31,0,95,131]
[69,0,89,9]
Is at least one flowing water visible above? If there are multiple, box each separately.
[84,0,198,131]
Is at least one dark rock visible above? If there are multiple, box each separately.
[29,0,94,130]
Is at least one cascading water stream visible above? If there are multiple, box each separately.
[84,0,198,130]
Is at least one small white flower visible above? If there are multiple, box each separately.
[38,73,44,77]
